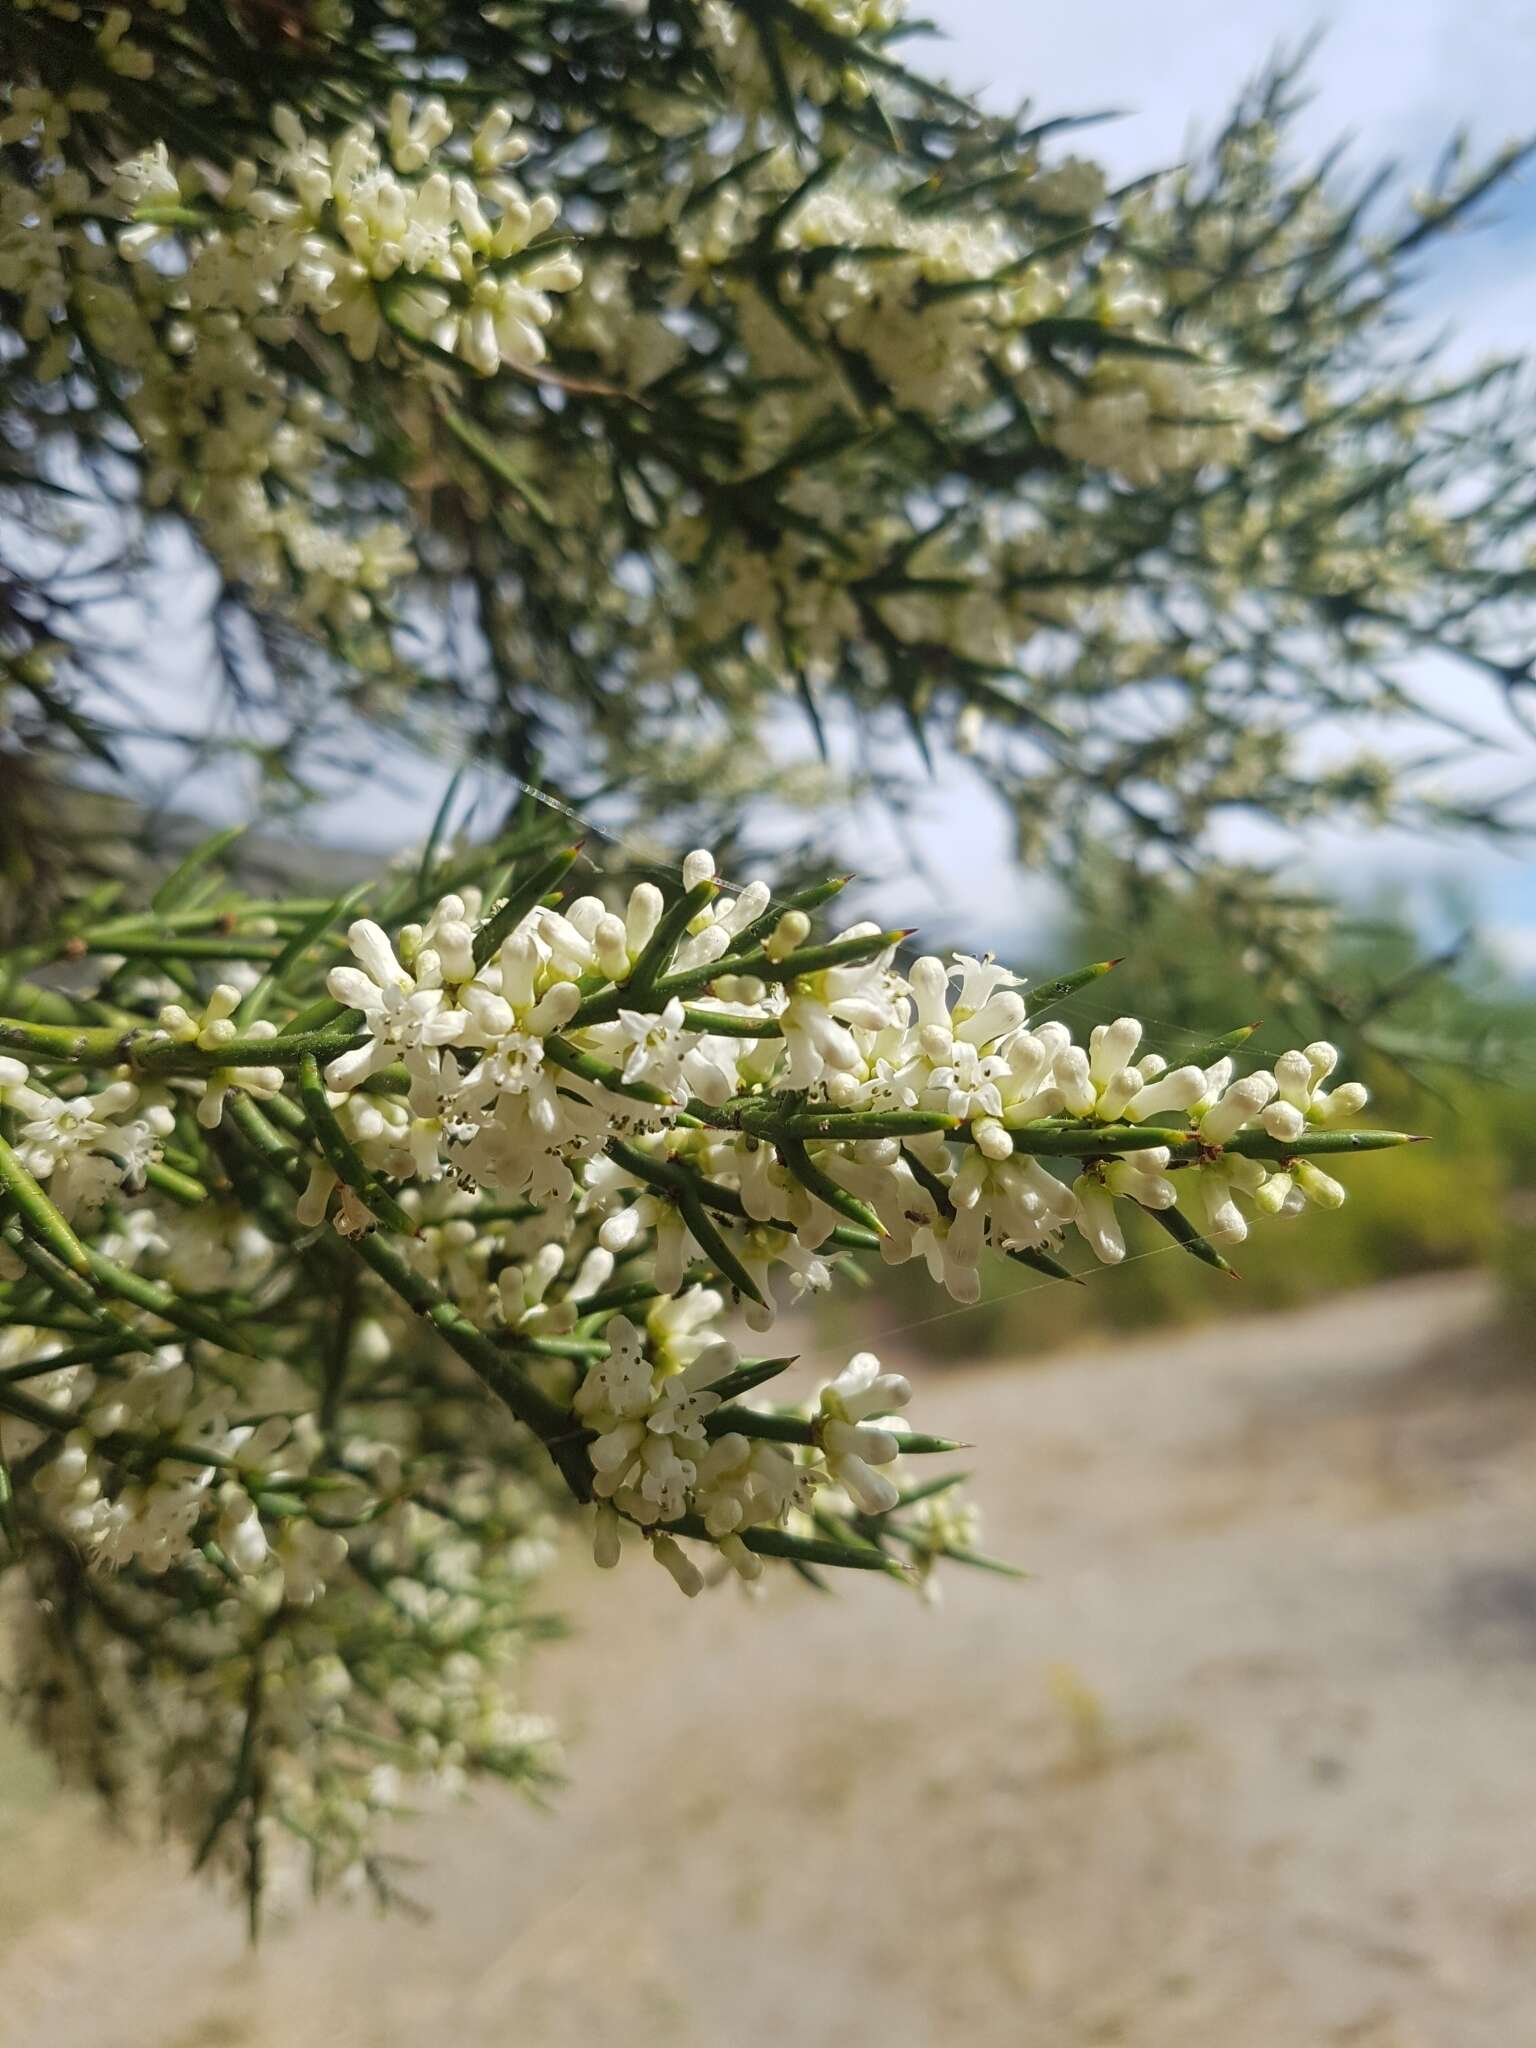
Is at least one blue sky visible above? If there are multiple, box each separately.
[111,4,1536,971]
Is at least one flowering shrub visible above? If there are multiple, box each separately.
[0,828,1412,1915]
[0,0,1500,1938]
[2,2,1532,943]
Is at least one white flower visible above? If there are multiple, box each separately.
[646,1344,731,1438]
[951,1149,1075,1258]
[911,1208,986,1305]
[817,1352,909,1513]
[779,923,903,1089]
[606,996,693,1096]
[572,1313,653,1424]
[644,1285,727,1371]
[12,1077,170,1220]
[572,1315,734,1528]
[326,916,467,1091]
[693,1431,817,1539]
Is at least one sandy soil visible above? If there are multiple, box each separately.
[3,1271,1535,2048]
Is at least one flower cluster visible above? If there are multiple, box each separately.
[0,1057,169,1237]
[295,862,1376,1302]
[2,75,577,638]
[0,831,1411,1911]
[1,844,1393,1594]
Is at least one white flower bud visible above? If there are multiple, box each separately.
[1073,1174,1125,1263]
[1123,1065,1205,1120]
[974,1117,1013,1160]
[1254,1170,1293,1216]
[1198,1073,1276,1146]
[594,914,630,980]
[1105,1158,1175,1209]
[1316,1082,1368,1123]
[1054,1047,1098,1118]
[624,882,663,955]
[832,1454,900,1517]
[1089,1017,1143,1086]
[1272,1049,1315,1107]
[652,1532,704,1597]
[1303,1042,1339,1085]
[1294,1160,1346,1209]
[218,1489,269,1574]
[1261,1100,1307,1142]
[765,910,810,963]
[599,1204,646,1255]
[433,920,475,983]
[1096,1067,1142,1121]
[593,1504,621,1570]
[719,1533,763,1582]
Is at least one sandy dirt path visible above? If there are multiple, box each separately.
[3,1271,1534,2048]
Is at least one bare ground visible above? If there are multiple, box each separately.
[3,1272,1536,2048]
